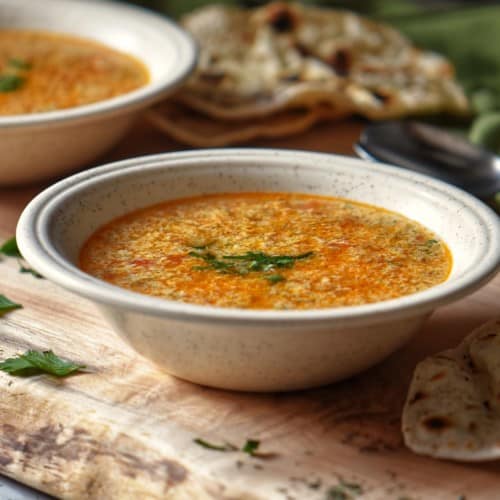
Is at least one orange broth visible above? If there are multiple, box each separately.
[79,192,452,310]
[0,30,149,114]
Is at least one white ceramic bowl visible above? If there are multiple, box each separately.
[16,149,500,391]
[0,0,196,185]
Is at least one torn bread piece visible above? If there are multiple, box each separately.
[179,2,469,120]
[402,319,500,461]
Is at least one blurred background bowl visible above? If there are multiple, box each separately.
[0,0,197,185]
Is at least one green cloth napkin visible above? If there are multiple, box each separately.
[131,0,500,153]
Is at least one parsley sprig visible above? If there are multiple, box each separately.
[0,350,85,377]
[241,439,260,455]
[0,294,22,317]
[0,236,21,257]
[189,249,313,283]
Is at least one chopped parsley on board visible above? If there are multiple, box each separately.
[0,236,43,278]
[194,437,277,459]
[0,350,85,377]
[193,438,238,452]
[0,294,22,316]
[0,236,22,257]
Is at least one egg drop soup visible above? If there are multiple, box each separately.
[80,193,452,310]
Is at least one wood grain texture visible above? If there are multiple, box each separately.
[1,116,499,499]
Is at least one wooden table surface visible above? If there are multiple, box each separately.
[0,115,499,500]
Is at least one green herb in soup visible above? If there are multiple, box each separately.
[189,249,313,281]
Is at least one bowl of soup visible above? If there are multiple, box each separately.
[16,149,500,391]
[0,0,197,185]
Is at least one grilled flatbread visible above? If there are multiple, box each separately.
[402,319,500,461]
[179,2,468,120]
[147,100,348,147]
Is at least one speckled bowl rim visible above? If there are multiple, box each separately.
[17,149,500,327]
[0,0,198,129]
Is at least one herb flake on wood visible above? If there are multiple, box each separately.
[1,236,44,278]
[19,265,44,279]
[0,350,85,377]
[0,294,22,316]
[194,437,277,459]
[193,438,237,452]
[242,439,260,455]
[0,237,22,258]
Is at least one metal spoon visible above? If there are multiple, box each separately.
[355,120,500,214]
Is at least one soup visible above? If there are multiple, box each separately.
[0,30,149,114]
[80,193,452,310]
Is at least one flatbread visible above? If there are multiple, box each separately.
[179,2,469,120]
[147,100,348,147]
[402,319,500,461]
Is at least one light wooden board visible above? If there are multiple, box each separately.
[0,117,500,499]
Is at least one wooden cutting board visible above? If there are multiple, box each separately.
[1,117,500,500]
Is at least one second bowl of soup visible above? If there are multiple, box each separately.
[0,0,196,184]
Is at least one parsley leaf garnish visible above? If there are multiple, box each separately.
[242,439,260,455]
[0,350,85,377]
[223,251,313,271]
[19,266,44,279]
[0,74,25,92]
[0,57,30,92]
[189,249,313,282]
[0,294,22,316]
[194,437,277,459]
[189,251,237,274]
[1,236,44,279]
[193,438,237,452]
[0,236,22,258]
[240,438,279,458]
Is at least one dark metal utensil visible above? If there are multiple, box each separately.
[355,120,500,214]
